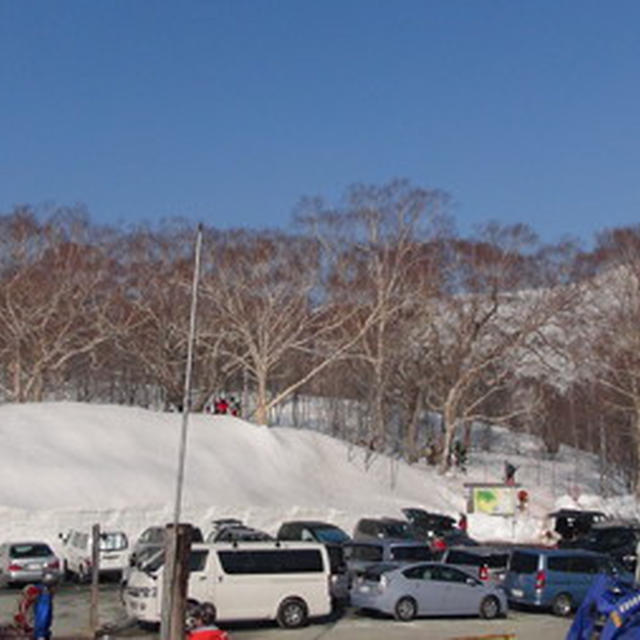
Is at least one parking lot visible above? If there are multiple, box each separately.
[0,583,572,640]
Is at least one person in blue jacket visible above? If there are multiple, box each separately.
[33,572,57,640]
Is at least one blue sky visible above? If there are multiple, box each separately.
[1,0,639,246]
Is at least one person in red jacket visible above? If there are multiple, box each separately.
[187,603,229,640]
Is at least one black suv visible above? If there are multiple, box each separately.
[402,508,457,535]
[548,509,608,541]
[559,520,640,571]
[401,508,477,549]
[352,517,417,542]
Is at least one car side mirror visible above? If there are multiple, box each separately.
[466,577,479,586]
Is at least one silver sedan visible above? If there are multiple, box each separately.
[350,561,508,621]
[0,541,62,586]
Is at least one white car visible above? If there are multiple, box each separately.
[60,529,129,581]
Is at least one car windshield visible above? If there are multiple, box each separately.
[10,544,52,558]
[313,526,350,544]
[383,522,413,538]
[100,532,128,551]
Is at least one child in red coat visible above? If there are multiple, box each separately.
[187,603,229,640]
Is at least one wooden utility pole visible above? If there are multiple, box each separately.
[89,523,100,634]
[160,523,192,640]
[160,224,203,640]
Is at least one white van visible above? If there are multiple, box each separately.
[59,529,129,581]
[123,541,332,629]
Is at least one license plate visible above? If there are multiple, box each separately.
[102,554,117,560]
[511,588,524,598]
[359,585,370,593]
[27,563,42,570]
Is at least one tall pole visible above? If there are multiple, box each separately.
[172,222,203,526]
[161,223,203,640]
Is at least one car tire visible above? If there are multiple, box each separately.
[277,597,308,629]
[394,596,417,622]
[552,592,573,616]
[479,595,500,619]
[77,564,89,584]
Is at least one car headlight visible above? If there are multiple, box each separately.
[379,575,388,591]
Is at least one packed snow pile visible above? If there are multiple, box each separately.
[0,402,636,555]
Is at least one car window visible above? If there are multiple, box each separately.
[569,556,599,574]
[382,522,413,539]
[487,553,510,569]
[10,544,53,558]
[278,524,294,539]
[151,529,165,543]
[446,550,481,566]
[301,528,315,542]
[509,551,538,573]
[391,545,432,561]
[404,564,433,580]
[547,555,571,572]
[312,526,350,544]
[436,566,469,583]
[100,532,128,551]
[358,521,375,536]
[344,544,383,562]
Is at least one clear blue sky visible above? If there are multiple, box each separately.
[1,0,639,246]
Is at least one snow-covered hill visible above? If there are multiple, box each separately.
[0,402,636,557]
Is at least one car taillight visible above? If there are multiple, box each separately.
[47,560,60,569]
[9,562,22,571]
[478,564,489,581]
[535,570,546,590]
[431,538,447,552]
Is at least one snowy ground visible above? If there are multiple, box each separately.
[0,401,637,558]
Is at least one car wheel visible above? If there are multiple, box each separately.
[277,598,308,629]
[480,595,500,619]
[552,593,573,617]
[394,596,417,622]
[77,564,89,584]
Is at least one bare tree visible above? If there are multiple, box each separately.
[579,227,640,494]
[112,221,225,411]
[0,206,120,401]
[200,228,376,425]
[414,224,581,472]
[296,180,451,447]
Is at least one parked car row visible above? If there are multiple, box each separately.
[0,507,479,593]
[6,506,637,633]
